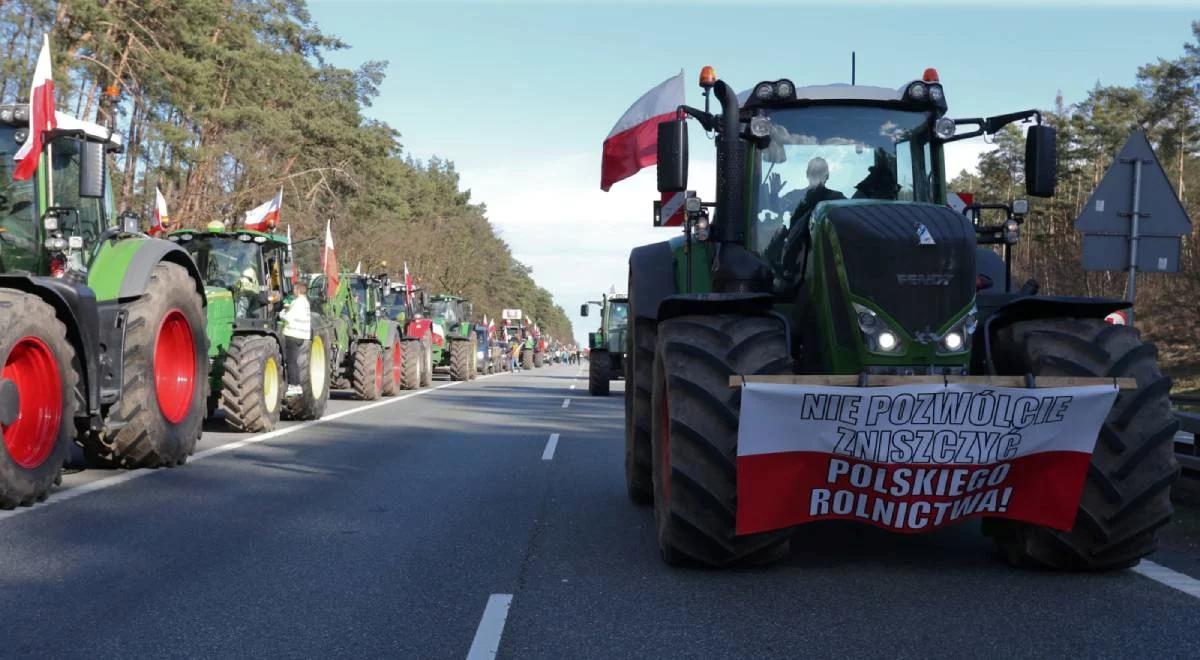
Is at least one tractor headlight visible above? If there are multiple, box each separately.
[749,115,772,138]
[934,117,955,140]
[928,84,945,104]
[906,82,929,101]
[43,215,58,231]
[754,83,774,100]
[68,236,83,250]
[44,237,68,251]
[853,303,903,354]
[1003,218,1020,244]
[937,307,977,355]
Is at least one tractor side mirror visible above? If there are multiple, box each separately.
[580,304,589,316]
[1025,125,1056,198]
[657,119,688,193]
[79,140,106,199]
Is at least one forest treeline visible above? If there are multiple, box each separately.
[0,0,575,340]
[949,21,1200,384]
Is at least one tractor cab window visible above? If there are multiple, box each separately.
[49,136,105,247]
[430,299,458,324]
[749,106,937,266]
[608,302,629,330]
[0,126,38,272]
[181,236,265,316]
[381,291,409,322]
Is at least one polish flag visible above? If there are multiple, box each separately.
[149,187,170,235]
[600,71,685,192]
[403,261,413,307]
[13,35,57,181]
[286,224,297,285]
[734,382,1118,536]
[322,219,339,294]
[244,187,282,231]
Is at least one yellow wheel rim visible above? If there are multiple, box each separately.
[310,336,327,399]
[263,357,279,413]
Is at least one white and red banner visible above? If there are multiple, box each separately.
[149,187,170,235]
[600,71,685,191]
[13,35,56,181]
[948,192,975,215]
[735,383,1118,535]
[244,187,283,231]
[659,191,686,227]
[322,219,339,294]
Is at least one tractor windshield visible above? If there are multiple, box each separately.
[180,236,263,291]
[749,106,938,256]
[607,301,629,331]
[381,291,409,321]
[430,299,459,323]
[0,125,38,271]
[48,136,109,248]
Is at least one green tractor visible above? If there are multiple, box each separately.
[0,107,209,506]
[425,294,477,381]
[310,271,406,400]
[581,293,629,395]
[625,69,1177,570]
[168,225,332,432]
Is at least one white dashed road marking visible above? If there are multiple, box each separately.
[542,433,560,461]
[1131,560,1200,600]
[466,593,513,660]
[561,398,570,409]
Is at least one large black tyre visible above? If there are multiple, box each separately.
[985,318,1179,570]
[533,351,544,368]
[521,348,534,370]
[283,330,331,421]
[92,262,206,467]
[352,342,384,400]
[468,336,479,380]
[420,338,433,387]
[219,335,284,433]
[625,317,656,506]
[589,349,610,395]
[0,291,77,508]
[381,337,403,397]
[650,314,793,567]
[400,339,422,390]
[449,337,473,382]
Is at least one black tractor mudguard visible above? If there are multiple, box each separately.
[974,292,1131,373]
[628,241,676,323]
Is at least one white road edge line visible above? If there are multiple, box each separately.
[561,398,570,409]
[1131,560,1200,600]
[542,433,560,461]
[0,374,500,524]
[466,593,513,660]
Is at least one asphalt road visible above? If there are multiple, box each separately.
[1,362,1199,658]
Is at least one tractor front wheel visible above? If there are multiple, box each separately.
[986,318,1179,570]
[382,339,403,397]
[219,335,284,433]
[589,349,610,395]
[0,291,77,508]
[533,351,544,368]
[449,338,472,382]
[650,314,793,567]
[521,348,533,370]
[400,339,422,390]
[283,331,331,421]
[352,342,384,400]
[94,263,206,467]
[420,338,433,387]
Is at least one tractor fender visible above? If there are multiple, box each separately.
[89,237,206,304]
[629,241,676,323]
[977,294,1131,372]
[0,274,104,417]
[655,292,775,323]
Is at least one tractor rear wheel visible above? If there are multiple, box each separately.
[283,331,331,421]
[219,335,284,433]
[469,336,479,380]
[400,339,422,390]
[352,342,384,400]
[521,348,533,370]
[0,291,77,508]
[625,318,656,505]
[382,338,402,397]
[986,318,1179,570]
[449,338,472,382]
[650,314,793,567]
[420,338,433,387]
[94,262,206,467]
[533,351,544,368]
[589,349,610,395]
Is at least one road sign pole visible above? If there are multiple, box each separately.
[1125,158,1143,326]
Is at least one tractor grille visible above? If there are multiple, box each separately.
[827,203,975,336]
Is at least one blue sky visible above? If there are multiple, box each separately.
[308,0,1197,344]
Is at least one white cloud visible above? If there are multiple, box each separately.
[944,137,996,179]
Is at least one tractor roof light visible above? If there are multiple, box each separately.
[929,84,945,105]
[906,82,929,102]
[699,66,717,89]
[754,83,774,101]
[923,68,940,83]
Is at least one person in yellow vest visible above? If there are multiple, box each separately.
[281,281,312,397]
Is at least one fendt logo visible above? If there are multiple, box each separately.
[896,273,953,286]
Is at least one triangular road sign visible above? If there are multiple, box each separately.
[1074,129,1191,237]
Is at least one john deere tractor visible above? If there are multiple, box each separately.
[425,294,477,381]
[0,106,208,506]
[625,68,1177,570]
[310,271,404,400]
[581,293,628,395]
[168,226,332,432]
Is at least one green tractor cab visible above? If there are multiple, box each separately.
[581,293,628,395]
[168,226,331,431]
[426,294,477,381]
[0,106,209,506]
[308,270,408,399]
[625,69,1177,570]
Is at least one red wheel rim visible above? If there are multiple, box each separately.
[392,341,402,384]
[154,309,196,424]
[375,355,384,392]
[2,337,62,469]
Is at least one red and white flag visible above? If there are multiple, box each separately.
[286,224,297,285]
[13,35,57,181]
[149,187,170,235]
[600,71,685,192]
[322,219,339,294]
[734,382,1118,536]
[403,261,415,307]
[244,187,282,231]
[948,192,975,215]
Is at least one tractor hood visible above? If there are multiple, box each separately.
[824,202,975,337]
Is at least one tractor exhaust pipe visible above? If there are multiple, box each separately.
[712,80,743,246]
